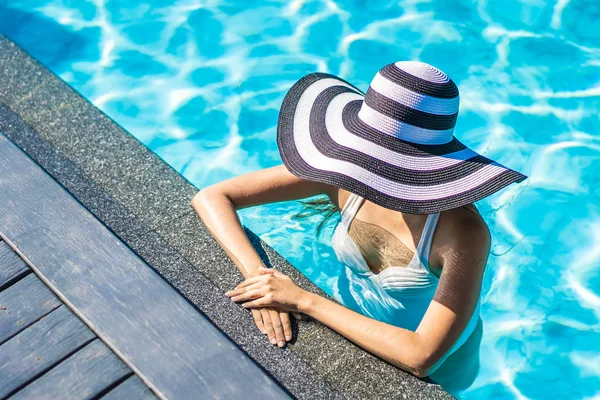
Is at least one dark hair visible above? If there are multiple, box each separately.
[292,195,338,237]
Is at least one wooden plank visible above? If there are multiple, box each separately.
[0,132,290,399]
[0,306,95,398]
[0,273,61,344]
[10,339,132,400]
[0,239,30,291]
[101,376,157,400]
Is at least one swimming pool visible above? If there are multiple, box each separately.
[1,0,598,398]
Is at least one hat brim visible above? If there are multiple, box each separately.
[277,72,527,214]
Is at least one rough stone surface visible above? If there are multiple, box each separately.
[0,38,47,107]
[0,34,454,399]
[0,37,197,232]
[154,211,327,298]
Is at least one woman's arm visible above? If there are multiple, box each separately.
[227,211,490,377]
[191,164,336,346]
[191,164,336,277]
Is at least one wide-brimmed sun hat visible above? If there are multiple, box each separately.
[276,61,527,214]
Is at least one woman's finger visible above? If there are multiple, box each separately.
[230,288,264,303]
[291,312,303,320]
[242,297,270,310]
[251,309,266,334]
[233,274,269,290]
[259,266,285,278]
[260,308,276,345]
[259,267,275,275]
[280,311,292,342]
[269,309,286,347]
[226,280,266,298]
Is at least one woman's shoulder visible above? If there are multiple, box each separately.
[440,205,490,243]
[441,202,487,226]
[430,205,491,270]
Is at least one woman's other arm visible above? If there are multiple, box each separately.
[191,164,335,277]
[190,164,336,346]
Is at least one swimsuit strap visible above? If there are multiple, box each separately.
[415,212,440,265]
[340,192,365,222]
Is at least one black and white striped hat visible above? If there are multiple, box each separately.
[277,61,527,214]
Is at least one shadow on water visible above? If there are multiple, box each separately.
[431,317,483,396]
[0,4,100,72]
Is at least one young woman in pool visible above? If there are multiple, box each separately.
[191,61,526,377]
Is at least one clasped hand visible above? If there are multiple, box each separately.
[225,267,308,347]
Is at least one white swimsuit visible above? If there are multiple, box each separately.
[331,192,480,368]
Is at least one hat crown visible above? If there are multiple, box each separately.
[395,61,451,84]
[276,60,527,214]
[357,61,460,145]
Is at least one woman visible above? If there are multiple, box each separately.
[191,61,527,378]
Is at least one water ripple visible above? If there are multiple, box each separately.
[1,1,598,398]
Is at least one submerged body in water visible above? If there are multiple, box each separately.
[331,191,483,389]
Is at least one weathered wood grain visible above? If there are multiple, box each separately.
[0,240,30,291]
[10,339,132,400]
[101,375,157,400]
[0,306,95,398]
[0,132,290,399]
[0,273,61,344]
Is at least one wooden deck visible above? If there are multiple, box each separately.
[0,239,155,399]
[0,130,290,399]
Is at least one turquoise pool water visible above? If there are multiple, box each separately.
[1,1,599,398]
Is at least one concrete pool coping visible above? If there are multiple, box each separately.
[0,35,452,399]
